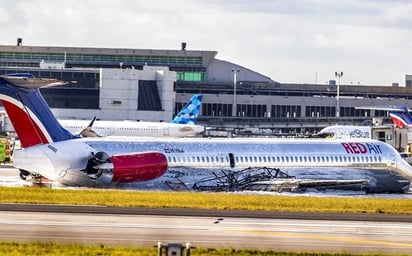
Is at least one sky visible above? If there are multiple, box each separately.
[0,0,411,86]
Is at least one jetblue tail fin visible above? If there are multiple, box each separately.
[0,74,77,148]
[172,94,202,125]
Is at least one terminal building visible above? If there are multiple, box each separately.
[1,39,412,135]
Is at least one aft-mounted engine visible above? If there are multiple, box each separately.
[84,150,168,186]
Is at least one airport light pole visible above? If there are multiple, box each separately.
[232,68,240,116]
[335,71,343,117]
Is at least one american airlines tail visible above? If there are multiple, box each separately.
[356,105,412,128]
[171,94,202,124]
[387,106,412,128]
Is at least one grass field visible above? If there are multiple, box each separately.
[0,241,398,256]
[0,186,411,214]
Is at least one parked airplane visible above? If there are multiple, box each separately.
[58,94,204,137]
[1,74,412,192]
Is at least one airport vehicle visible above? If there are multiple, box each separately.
[58,94,204,137]
[1,74,412,192]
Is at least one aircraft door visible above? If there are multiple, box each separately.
[228,153,235,168]
[163,127,169,136]
[109,124,115,135]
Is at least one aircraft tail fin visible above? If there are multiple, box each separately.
[356,105,412,128]
[172,94,202,125]
[87,116,97,128]
[389,106,412,128]
[0,74,78,148]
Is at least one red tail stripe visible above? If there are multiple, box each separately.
[2,100,49,147]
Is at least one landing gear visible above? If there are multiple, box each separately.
[19,169,48,186]
[19,169,31,181]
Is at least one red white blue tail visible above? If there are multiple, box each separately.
[0,74,77,148]
[357,105,412,128]
[388,106,412,128]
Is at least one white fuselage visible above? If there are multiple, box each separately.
[318,125,371,139]
[58,119,204,137]
[12,137,412,189]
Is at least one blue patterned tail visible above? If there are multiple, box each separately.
[172,94,202,125]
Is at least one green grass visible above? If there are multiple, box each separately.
[0,241,399,256]
[0,187,411,214]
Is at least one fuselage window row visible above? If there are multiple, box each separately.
[166,154,383,166]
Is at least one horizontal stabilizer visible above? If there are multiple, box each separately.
[1,74,68,89]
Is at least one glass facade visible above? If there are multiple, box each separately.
[0,51,202,66]
[271,105,301,118]
[237,104,267,117]
[0,51,206,82]
[305,106,336,117]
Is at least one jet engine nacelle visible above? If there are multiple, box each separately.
[86,151,168,186]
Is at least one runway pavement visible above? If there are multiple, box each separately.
[1,165,412,253]
[0,204,411,254]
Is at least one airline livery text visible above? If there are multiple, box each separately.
[341,142,382,154]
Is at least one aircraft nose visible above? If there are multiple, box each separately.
[396,156,412,181]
